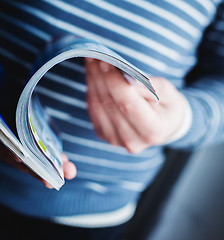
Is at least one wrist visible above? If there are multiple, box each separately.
[162,93,192,144]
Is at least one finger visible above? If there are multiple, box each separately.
[110,108,151,153]
[99,61,158,144]
[87,90,122,145]
[85,58,122,146]
[86,60,151,151]
[86,59,128,146]
[40,179,54,189]
[85,58,111,140]
[0,141,22,163]
[0,143,33,173]
[86,59,159,150]
[63,160,77,180]
[61,152,69,163]
[61,153,77,180]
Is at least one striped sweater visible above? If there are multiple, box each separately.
[0,0,224,227]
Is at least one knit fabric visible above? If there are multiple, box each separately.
[0,0,224,226]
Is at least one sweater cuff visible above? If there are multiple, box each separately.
[162,93,192,145]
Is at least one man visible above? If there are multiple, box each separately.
[0,1,224,239]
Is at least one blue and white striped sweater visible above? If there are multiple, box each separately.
[0,0,224,226]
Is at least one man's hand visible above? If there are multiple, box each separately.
[0,142,76,188]
[85,58,187,153]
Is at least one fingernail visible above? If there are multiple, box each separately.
[99,61,111,72]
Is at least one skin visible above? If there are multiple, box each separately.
[85,58,186,153]
[0,142,76,189]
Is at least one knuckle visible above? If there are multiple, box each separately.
[122,137,139,153]
[141,131,153,143]
[119,100,135,115]
[125,143,144,154]
[125,142,135,153]
[103,98,116,112]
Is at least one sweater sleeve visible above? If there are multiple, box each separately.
[168,2,224,150]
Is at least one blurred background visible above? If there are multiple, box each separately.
[123,144,224,240]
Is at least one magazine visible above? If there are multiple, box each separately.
[0,36,159,190]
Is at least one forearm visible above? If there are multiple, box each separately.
[168,77,224,149]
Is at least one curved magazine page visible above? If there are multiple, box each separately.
[16,37,158,190]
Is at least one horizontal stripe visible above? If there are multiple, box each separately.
[76,170,145,192]
[8,1,185,77]
[61,132,158,158]
[197,0,216,13]
[45,107,92,130]
[61,132,135,156]
[126,0,201,38]
[47,1,194,64]
[85,181,108,194]
[0,47,31,69]
[44,71,86,93]
[35,86,87,109]
[0,11,51,41]
[0,29,38,54]
[189,90,222,144]
[86,0,192,49]
[165,0,209,25]
[53,202,136,228]
[0,0,223,226]
[65,151,163,171]
[60,60,85,74]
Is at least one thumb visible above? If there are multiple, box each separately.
[62,153,77,180]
